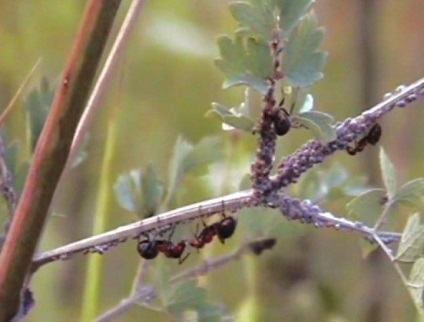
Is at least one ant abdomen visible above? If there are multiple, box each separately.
[137,240,159,260]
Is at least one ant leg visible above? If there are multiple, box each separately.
[167,223,177,241]
[179,252,191,265]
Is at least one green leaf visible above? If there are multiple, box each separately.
[292,91,314,114]
[208,102,255,132]
[230,1,276,41]
[284,11,327,87]
[408,258,424,308]
[141,164,165,217]
[167,137,224,205]
[358,238,379,259]
[165,280,221,321]
[274,0,314,34]
[230,0,313,41]
[346,189,386,225]
[114,170,142,214]
[396,214,424,263]
[215,34,271,94]
[394,178,424,211]
[293,111,336,143]
[379,148,397,198]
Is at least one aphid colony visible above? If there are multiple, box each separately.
[137,213,237,264]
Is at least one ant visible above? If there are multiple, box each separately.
[346,123,382,155]
[272,98,291,136]
[137,238,189,264]
[189,213,237,249]
[137,226,190,264]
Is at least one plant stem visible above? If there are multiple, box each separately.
[0,2,121,320]
[80,112,118,321]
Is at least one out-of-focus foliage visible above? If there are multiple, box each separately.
[0,0,423,321]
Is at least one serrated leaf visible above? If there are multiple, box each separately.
[346,189,386,224]
[394,178,424,211]
[396,214,424,263]
[379,148,397,198]
[230,0,313,41]
[273,0,314,35]
[208,102,255,132]
[294,111,336,143]
[408,258,424,308]
[284,12,327,87]
[114,170,142,214]
[141,164,165,217]
[215,34,271,94]
[230,1,276,41]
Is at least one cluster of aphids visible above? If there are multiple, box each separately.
[137,213,237,264]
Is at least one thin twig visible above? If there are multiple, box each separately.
[70,0,147,162]
[31,77,424,272]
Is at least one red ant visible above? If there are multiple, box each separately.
[137,226,190,264]
[137,239,189,264]
[346,123,382,155]
[189,214,237,249]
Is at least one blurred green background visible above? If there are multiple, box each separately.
[1,0,424,321]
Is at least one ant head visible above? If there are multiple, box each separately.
[137,240,158,260]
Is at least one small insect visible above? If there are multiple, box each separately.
[190,215,237,249]
[215,216,237,242]
[189,223,216,249]
[137,239,159,260]
[272,98,291,136]
[137,239,189,264]
[156,240,189,264]
[247,237,277,256]
[346,123,382,155]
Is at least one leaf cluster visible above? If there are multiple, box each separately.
[212,0,333,142]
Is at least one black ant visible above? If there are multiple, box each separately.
[346,123,382,155]
[272,98,291,136]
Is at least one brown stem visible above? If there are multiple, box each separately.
[0,1,122,320]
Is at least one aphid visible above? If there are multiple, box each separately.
[346,123,382,155]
